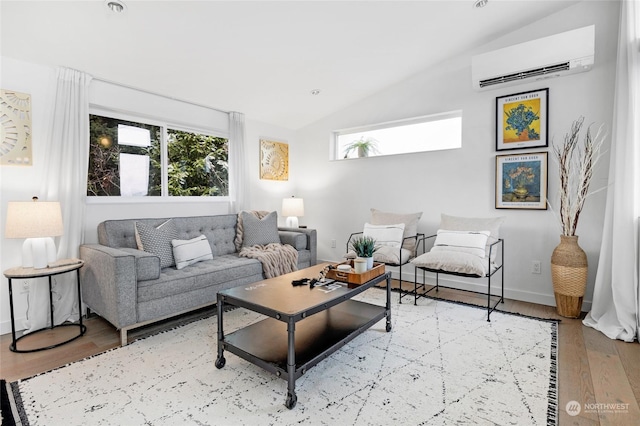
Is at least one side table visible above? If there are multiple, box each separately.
[4,259,87,353]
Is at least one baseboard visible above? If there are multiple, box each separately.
[0,315,26,336]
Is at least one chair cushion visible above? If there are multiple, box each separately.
[411,251,491,277]
[431,229,490,259]
[135,219,179,268]
[363,222,405,249]
[172,235,214,270]
[439,214,505,261]
[240,211,280,247]
[370,208,422,254]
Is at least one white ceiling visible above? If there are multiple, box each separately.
[1,0,580,129]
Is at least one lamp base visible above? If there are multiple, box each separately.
[286,216,299,228]
[22,237,57,269]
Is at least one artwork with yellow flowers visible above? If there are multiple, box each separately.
[260,139,289,181]
[1,89,33,166]
[496,152,547,210]
[496,88,548,151]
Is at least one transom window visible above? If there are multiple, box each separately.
[333,111,462,160]
[88,114,228,197]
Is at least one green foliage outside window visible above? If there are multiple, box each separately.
[167,130,228,196]
[88,114,229,197]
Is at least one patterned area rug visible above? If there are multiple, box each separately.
[4,290,558,425]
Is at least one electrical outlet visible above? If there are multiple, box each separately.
[531,260,542,274]
[20,279,31,294]
[331,239,336,248]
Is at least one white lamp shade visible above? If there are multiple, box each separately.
[5,200,64,238]
[282,197,304,217]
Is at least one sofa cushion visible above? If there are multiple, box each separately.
[172,235,214,270]
[120,248,161,281]
[135,219,179,268]
[136,254,263,303]
[411,251,490,277]
[241,211,280,247]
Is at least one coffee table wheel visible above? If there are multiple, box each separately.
[386,323,392,332]
[285,392,297,409]
[215,355,226,369]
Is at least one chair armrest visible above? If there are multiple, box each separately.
[79,244,138,329]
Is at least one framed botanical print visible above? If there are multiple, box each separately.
[259,139,289,181]
[496,152,548,210]
[496,88,548,151]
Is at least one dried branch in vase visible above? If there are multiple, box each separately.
[551,117,607,236]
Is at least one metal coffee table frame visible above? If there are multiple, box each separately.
[215,269,391,409]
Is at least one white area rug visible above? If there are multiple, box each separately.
[7,290,558,426]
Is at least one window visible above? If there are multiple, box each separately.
[333,111,462,160]
[88,114,228,197]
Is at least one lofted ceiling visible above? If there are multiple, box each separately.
[1,0,580,129]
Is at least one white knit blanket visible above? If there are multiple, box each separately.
[239,243,298,278]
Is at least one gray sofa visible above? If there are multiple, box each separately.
[79,214,317,345]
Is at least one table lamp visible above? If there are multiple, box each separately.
[282,196,304,228]
[5,197,64,269]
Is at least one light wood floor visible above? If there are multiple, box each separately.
[1,280,638,425]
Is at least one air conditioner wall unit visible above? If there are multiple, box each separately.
[471,25,595,90]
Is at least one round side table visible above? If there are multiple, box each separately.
[4,259,87,353]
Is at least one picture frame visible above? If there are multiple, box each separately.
[1,88,33,166]
[496,152,548,210]
[259,139,289,181]
[496,88,548,151]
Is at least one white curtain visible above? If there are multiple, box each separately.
[583,1,640,342]
[228,111,247,213]
[23,67,92,333]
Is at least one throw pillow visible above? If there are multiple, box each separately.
[135,219,179,269]
[370,208,422,254]
[431,229,490,259]
[439,214,506,261]
[363,222,405,249]
[240,211,281,247]
[172,235,214,270]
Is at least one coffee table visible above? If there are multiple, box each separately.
[215,264,391,409]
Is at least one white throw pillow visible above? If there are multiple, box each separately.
[431,229,490,259]
[171,235,214,270]
[363,222,405,249]
[440,214,505,261]
[370,208,422,254]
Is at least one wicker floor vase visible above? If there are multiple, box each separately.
[551,235,588,318]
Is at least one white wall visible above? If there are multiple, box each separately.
[0,57,56,334]
[261,0,619,308]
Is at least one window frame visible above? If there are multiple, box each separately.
[87,106,230,204]
[331,110,463,161]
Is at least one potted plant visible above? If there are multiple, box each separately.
[550,116,606,318]
[349,235,378,270]
[343,137,380,158]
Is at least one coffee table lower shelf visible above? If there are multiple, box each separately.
[217,299,389,408]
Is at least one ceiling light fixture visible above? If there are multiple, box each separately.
[106,0,125,13]
[310,89,321,95]
[473,0,489,8]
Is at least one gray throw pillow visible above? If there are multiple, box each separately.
[241,211,280,247]
[135,219,179,268]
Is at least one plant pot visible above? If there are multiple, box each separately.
[356,256,374,271]
[550,235,588,318]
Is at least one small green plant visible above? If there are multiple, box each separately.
[343,137,380,158]
[350,235,378,257]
